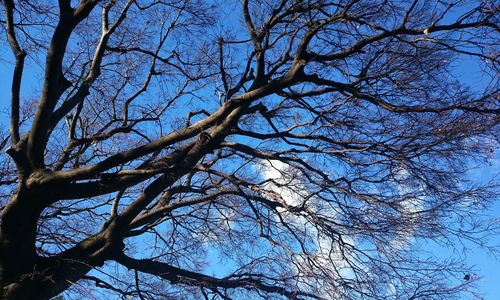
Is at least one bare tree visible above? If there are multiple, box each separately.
[1,0,499,299]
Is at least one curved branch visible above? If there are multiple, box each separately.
[115,253,326,300]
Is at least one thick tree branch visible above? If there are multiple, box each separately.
[115,253,326,300]
[3,0,26,145]
[27,0,100,167]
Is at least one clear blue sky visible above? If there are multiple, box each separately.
[464,162,500,299]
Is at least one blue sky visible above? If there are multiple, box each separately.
[463,153,500,299]
[1,3,499,299]
[454,55,500,299]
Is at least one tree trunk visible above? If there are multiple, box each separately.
[0,179,132,299]
[0,190,39,295]
[0,190,100,300]
[0,257,94,300]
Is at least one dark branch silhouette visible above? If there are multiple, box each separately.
[1,0,499,299]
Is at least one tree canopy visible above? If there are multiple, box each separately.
[0,0,499,299]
